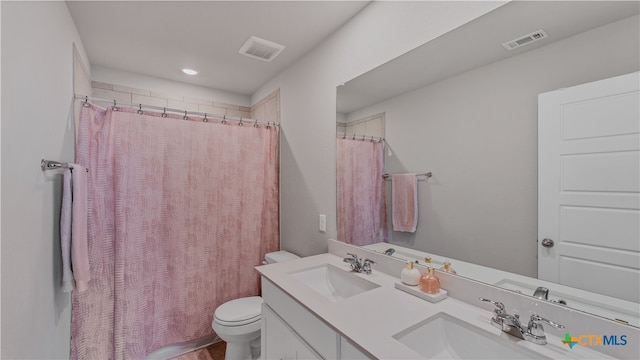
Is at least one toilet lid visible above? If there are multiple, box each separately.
[214,296,263,326]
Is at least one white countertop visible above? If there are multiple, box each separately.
[257,253,611,359]
[364,242,639,328]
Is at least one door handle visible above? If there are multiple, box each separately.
[541,238,554,248]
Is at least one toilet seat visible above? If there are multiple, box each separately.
[214,296,263,327]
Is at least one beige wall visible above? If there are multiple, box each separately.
[251,89,280,124]
[87,82,282,125]
[90,81,252,119]
[342,113,385,138]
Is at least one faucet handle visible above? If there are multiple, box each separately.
[528,314,564,330]
[362,259,376,274]
[479,298,506,329]
[526,314,564,344]
[479,297,505,312]
[344,253,362,272]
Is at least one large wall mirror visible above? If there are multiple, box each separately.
[336,1,639,327]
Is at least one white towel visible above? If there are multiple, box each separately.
[60,164,90,292]
[60,168,74,292]
[70,164,90,291]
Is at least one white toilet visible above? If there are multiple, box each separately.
[212,251,300,360]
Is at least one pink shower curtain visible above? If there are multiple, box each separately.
[70,104,279,359]
[336,137,387,246]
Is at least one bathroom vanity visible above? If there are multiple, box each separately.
[363,242,640,328]
[256,243,630,359]
[261,273,368,359]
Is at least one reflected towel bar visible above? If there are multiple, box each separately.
[383,172,432,180]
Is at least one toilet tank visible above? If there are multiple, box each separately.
[264,250,300,264]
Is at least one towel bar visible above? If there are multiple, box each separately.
[41,159,88,172]
[382,172,432,179]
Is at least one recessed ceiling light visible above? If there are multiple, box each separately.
[182,68,198,75]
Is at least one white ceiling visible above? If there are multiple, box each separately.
[337,1,640,114]
[67,1,370,96]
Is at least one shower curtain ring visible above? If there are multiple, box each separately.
[266,121,270,129]
[254,119,259,128]
[112,100,118,111]
[83,96,90,107]
[239,116,244,127]
[162,108,167,118]
[183,111,188,120]
[203,114,208,122]
[222,115,226,124]
[137,104,143,115]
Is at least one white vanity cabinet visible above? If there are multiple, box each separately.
[261,277,372,360]
[262,305,321,360]
[339,338,370,360]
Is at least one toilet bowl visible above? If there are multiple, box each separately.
[212,251,299,360]
[212,296,263,360]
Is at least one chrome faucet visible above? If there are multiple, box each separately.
[533,286,549,300]
[479,297,564,345]
[526,314,566,345]
[343,253,376,274]
[478,297,506,328]
[362,258,376,274]
[532,287,567,305]
[383,248,395,256]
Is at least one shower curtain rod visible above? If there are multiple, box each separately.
[337,132,385,143]
[75,94,275,126]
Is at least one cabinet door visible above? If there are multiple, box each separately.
[262,278,338,358]
[262,304,293,360]
[292,336,322,360]
[340,337,373,359]
[262,304,322,360]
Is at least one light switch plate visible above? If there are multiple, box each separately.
[319,214,326,232]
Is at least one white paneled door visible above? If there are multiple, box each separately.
[538,72,640,303]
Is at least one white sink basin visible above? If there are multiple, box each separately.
[393,313,549,359]
[289,264,380,302]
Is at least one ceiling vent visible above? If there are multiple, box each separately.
[239,36,285,62]
[502,30,548,50]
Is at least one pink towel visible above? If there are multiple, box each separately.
[391,174,418,232]
[60,164,90,292]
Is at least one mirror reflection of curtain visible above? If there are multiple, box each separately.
[337,137,387,245]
